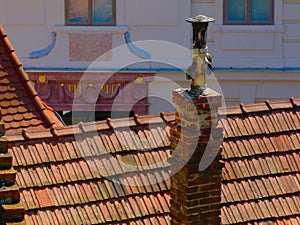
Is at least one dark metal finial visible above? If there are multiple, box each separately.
[186,15,214,24]
[186,14,214,50]
[185,15,215,97]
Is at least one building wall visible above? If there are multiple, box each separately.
[0,0,190,70]
[192,0,300,105]
[0,0,300,110]
[283,0,300,67]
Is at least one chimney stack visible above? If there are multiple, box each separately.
[169,15,223,225]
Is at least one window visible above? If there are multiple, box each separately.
[65,0,116,25]
[224,0,274,25]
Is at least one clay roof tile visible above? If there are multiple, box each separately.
[1,26,300,223]
[0,25,63,134]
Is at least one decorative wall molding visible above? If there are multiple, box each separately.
[192,0,215,2]
[69,34,113,62]
[28,72,154,115]
[29,31,57,59]
[283,0,300,3]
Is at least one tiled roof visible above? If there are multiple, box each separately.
[1,22,298,225]
[0,25,63,134]
[219,98,300,224]
[0,121,25,224]
[7,113,174,225]
[6,99,300,224]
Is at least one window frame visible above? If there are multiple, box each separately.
[65,0,116,26]
[223,0,274,25]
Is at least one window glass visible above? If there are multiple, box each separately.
[68,0,89,24]
[93,0,113,23]
[224,0,273,24]
[66,0,115,25]
[251,0,271,22]
[227,0,246,22]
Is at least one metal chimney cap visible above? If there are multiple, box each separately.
[186,14,214,23]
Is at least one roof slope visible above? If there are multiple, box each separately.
[219,99,300,224]
[0,25,63,134]
[7,114,174,225]
[6,100,300,225]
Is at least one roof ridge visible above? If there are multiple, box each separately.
[7,113,175,141]
[221,189,300,206]
[0,25,61,129]
[219,97,300,116]
[9,95,300,140]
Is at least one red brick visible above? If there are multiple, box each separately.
[170,87,222,225]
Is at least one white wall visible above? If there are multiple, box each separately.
[0,0,64,57]
[212,70,300,105]
[0,0,191,70]
[1,0,300,108]
[190,0,300,105]
[283,1,300,67]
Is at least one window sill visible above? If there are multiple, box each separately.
[54,25,128,34]
[212,24,284,33]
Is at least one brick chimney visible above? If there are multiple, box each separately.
[169,15,223,225]
[0,114,25,224]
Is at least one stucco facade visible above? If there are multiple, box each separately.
[196,0,300,105]
[0,0,300,112]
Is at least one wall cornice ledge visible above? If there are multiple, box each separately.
[212,24,285,33]
[53,25,128,34]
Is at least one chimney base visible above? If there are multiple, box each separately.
[170,87,223,225]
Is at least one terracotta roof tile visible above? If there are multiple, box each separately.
[0,131,25,224]
[0,25,63,134]
[2,97,300,224]
[219,99,300,224]
[6,114,174,224]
